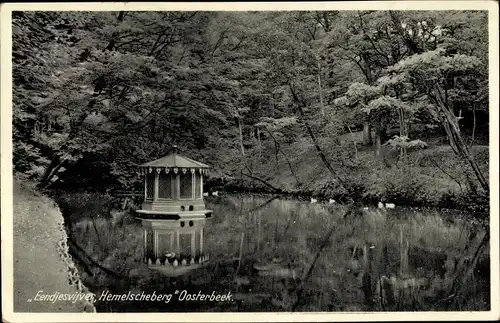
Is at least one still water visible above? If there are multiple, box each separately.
[63,193,490,312]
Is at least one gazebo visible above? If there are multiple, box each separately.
[135,147,212,275]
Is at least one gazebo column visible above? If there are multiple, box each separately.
[176,231,180,254]
[191,230,196,256]
[191,170,195,199]
[200,227,203,255]
[175,171,180,199]
[200,173,203,198]
[154,169,159,201]
[154,231,159,258]
[143,228,147,262]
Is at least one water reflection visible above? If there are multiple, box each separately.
[69,193,489,312]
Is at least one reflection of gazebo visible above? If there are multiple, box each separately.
[135,147,212,275]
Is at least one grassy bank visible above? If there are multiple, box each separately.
[208,142,490,215]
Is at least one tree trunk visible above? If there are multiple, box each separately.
[257,127,262,161]
[432,84,488,192]
[38,156,67,189]
[362,121,372,145]
[237,116,245,158]
[265,128,301,187]
[348,125,358,161]
[241,172,281,193]
[105,12,125,51]
[38,104,92,189]
[375,133,382,157]
[289,84,347,191]
[302,109,346,189]
[471,104,476,147]
[388,11,422,54]
[323,12,331,32]
[361,56,374,146]
[374,119,383,159]
[317,60,325,117]
[398,107,407,158]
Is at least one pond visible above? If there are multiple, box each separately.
[59,193,490,312]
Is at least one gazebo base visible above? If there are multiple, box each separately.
[135,209,212,220]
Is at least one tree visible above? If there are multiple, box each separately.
[378,48,488,192]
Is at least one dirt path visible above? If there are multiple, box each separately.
[13,181,95,312]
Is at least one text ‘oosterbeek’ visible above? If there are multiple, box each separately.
[177,290,233,302]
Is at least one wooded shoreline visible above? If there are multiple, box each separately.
[204,176,490,215]
[46,178,489,217]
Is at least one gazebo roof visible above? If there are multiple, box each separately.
[139,153,210,169]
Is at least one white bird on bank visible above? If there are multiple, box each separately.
[363,207,369,210]
[310,198,318,204]
[212,191,219,196]
[378,201,396,209]
[203,192,209,197]
[329,199,336,204]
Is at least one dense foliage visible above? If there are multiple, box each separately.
[13,10,489,208]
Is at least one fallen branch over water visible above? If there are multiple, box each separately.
[240,172,282,193]
[291,209,350,311]
[244,195,279,214]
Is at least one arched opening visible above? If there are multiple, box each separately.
[158,172,174,199]
[179,171,193,199]
[194,172,202,199]
[145,172,155,200]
